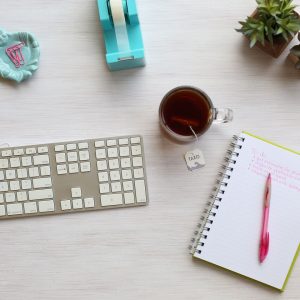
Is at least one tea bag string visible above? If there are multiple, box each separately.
[189,125,199,144]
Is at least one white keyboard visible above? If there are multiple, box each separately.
[0,135,149,219]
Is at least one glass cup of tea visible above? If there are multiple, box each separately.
[159,86,233,143]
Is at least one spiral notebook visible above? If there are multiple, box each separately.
[190,132,300,291]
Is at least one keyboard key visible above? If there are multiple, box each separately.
[0,159,9,169]
[0,171,4,180]
[122,169,132,180]
[26,148,36,154]
[29,167,39,178]
[38,200,54,212]
[0,205,5,216]
[10,157,21,168]
[6,169,16,180]
[131,145,142,156]
[97,160,107,171]
[0,182,8,192]
[134,168,144,179]
[119,138,129,145]
[99,183,110,193]
[7,203,23,215]
[1,150,12,157]
[0,194,3,203]
[101,194,123,206]
[66,144,76,151]
[98,172,109,182]
[40,166,51,176]
[95,141,105,148]
[10,181,20,191]
[38,146,48,153]
[22,156,32,167]
[24,202,37,214]
[14,149,24,156]
[55,145,64,152]
[22,180,32,190]
[96,149,106,159]
[120,147,130,157]
[133,157,143,167]
[71,187,81,198]
[69,163,79,174]
[29,189,53,201]
[79,151,89,161]
[80,162,91,173]
[61,200,71,210]
[17,168,28,179]
[108,148,118,158]
[78,142,88,149]
[67,152,78,162]
[109,159,119,169]
[107,139,117,146]
[5,192,16,203]
[121,158,131,168]
[56,153,66,163]
[123,181,133,191]
[111,182,121,192]
[124,192,135,204]
[34,155,49,165]
[17,191,27,202]
[110,170,120,181]
[84,198,95,208]
[72,198,83,209]
[135,180,147,203]
[131,137,141,144]
[57,164,67,175]
[33,177,52,189]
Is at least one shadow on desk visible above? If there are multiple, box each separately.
[191,256,283,295]
[238,38,300,82]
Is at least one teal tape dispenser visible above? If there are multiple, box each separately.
[97,0,145,71]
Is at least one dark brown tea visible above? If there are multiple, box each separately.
[160,88,212,136]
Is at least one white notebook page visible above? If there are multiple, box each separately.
[194,133,300,290]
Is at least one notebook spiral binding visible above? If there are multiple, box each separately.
[189,135,245,255]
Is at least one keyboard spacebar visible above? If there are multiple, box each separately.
[29,189,53,201]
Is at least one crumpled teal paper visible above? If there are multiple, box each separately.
[0,28,40,83]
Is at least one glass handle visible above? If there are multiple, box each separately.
[213,108,233,124]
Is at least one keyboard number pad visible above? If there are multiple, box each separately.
[95,136,147,206]
[55,142,91,175]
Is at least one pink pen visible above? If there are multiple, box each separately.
[259,173,271,264]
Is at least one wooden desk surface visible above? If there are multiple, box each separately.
[0,0,299,299]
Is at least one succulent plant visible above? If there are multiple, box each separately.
[236,0,300,48]
[290,33,300,69]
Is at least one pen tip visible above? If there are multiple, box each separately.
[260,256,266,264]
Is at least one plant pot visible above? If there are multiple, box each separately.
[288,53,300,69]
[249,9,299,58]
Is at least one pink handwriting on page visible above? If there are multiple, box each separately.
[248,148,300,193]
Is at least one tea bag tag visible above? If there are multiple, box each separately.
[184,126,206,171]
[185,148,206,171]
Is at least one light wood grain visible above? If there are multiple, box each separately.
[0,0,299,299]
